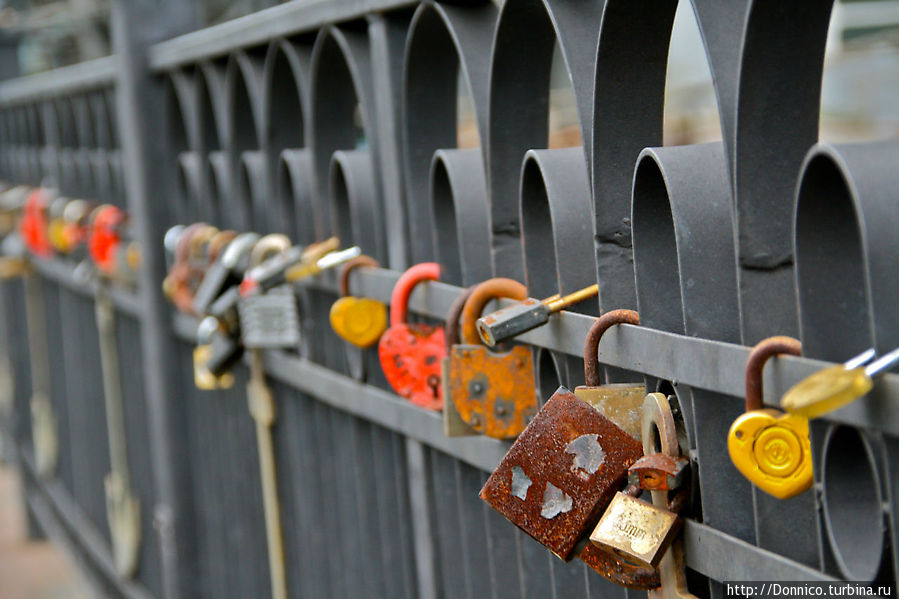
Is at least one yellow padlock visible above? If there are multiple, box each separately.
[329,255,387,348]
[727,336,813,500]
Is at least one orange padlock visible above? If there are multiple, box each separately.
[378,263,446,411]
[447,278,537,439]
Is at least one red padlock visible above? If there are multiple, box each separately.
[88,204,126,275]
[378,262,446,411]
[20,188,53,258]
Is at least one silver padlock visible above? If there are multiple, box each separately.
[238,286,302,350]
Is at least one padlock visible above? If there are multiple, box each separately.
[192,232,259,315]
[200,321,244,380]
[446,277,537,439]
[728,336,813,500]
[239,236,339,297]
[47,196,71,254]
[781,346,899,419]
[628,454,689,492]
[193,341,235,390]
[329,255,388,348]
[19,187,53,258]
[61,199,93,258]
[586,393,691,595]
[378,263,446,411]
[574,309,646,441]
[442,286,477,436]
[87,204,128,276]
[479,386,643,560]
[163,223,214,314]
[237,234,302,350]
[0,185,29,235]
[475,283,598,346]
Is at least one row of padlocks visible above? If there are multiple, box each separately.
[0,0,897,597]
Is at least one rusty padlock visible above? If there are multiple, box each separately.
[330,255,388,348]
[583,392,692,592]
[446,278,537,439]
[163,223,215,314]
[442,286,476,436]
[480,385,643,561]
[574,309,646,441]
[378,262,446,411]
[728,336,813,500]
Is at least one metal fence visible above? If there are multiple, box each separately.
[0,0,898,598]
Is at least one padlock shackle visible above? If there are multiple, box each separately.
[460,278,528,345]
[249,233,291,268]
[744,336,802,412]
[207,229,237,262]
[444,285,476,351]
[339,254,379,297]
[389,262,441,326]
[584,309,640,386]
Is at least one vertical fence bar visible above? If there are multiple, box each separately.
[111,1,200,597]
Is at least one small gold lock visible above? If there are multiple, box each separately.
[590,491,682,569]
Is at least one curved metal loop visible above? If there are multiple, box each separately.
[744,336,802,413]
[389,262,441,327]
[795,141,899,360]
[402,0,496,262]
[519,147,596,305]
[429,149,491,286]
[338,254,379,298]
[248,233,291,268]
[459,277,527,347]
[444,286,476,352]
[583,309,639,386]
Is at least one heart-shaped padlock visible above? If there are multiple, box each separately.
[378,262,445,411]
[330,255,388,348]
[727,336,813,500]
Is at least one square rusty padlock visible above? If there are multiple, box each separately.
[480,387,643,560]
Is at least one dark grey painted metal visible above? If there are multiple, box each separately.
[487,0,599,280]
[111,1,201,598]
[631,144,756,599]
[430,148,491,287]
[591,0,676,314]
[794,141,899,585]
[402,0,495,264]
[1,0,897,596]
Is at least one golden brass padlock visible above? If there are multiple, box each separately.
[329,255,388,348]
[574,309,645,440]
[727,336,813,500]
[589,491,682,569]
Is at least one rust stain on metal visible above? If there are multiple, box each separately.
[480,388,643,560]
[449,344,536,439]
[627,454,689,491]
[579,543,661,589]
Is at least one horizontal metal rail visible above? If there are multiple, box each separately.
[27,256,142,318]
[0,57,117,105]
[169,313,837,584]
[18,449,154,599]
[148,0,416,71]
